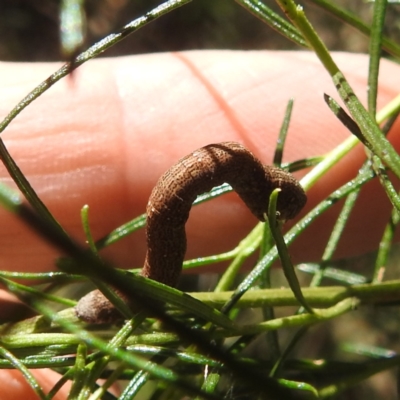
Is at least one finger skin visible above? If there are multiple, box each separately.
[0,50,400,397]
[0,369,70,400]
[0,51,399,272]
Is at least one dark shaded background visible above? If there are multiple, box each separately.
[1,0,396,61]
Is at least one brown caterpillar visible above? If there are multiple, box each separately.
[75,142,307,323]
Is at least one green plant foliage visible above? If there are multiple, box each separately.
[0,0,399,399]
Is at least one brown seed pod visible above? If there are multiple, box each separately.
[75,142,307,323]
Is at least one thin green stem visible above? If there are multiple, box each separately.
[368,0,387,116]
[89,364,125,400]
[310,189,360,288]
[235,0,307,47]
[192,279,400,309]
[270,326,308,378]
[0,345,46,400]
[308,0,400,58]
[119,370,150,400]
[81,205,99,257]
[267,189,314,314]
[275,0,338,75]
[370,155,400,213]
[219,298,358,337]
[0,276,75,307]
[373,208,400,283]
[0,138,69,241]
[68,343,88,399]
[274,98,295,166]
[297,263,367,285]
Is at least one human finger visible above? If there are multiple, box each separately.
[0,51,398,272]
